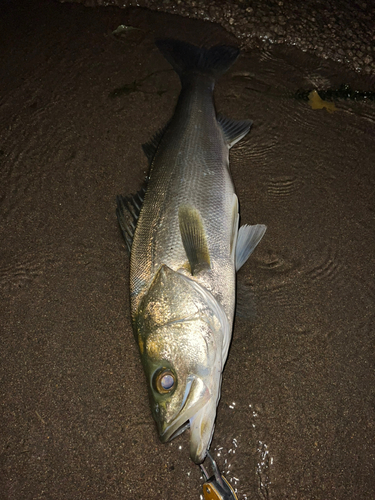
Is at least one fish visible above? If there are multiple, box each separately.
[117,39,266,464]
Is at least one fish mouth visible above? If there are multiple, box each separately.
[188,402,216,464]
[158,375,210,444]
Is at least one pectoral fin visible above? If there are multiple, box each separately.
[236,224,267,271]
[178,205,211,276]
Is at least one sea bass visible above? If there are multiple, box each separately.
[117,39,266,464]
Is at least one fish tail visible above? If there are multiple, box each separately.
[155,38,239,85]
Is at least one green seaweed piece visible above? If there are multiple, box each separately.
[295,84,375,102]
[112,25,140,36]
[109,69,170,99]
[109,81,139,98]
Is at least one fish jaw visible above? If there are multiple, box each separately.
[157,375,211,443]
[189,396,219,464]
[157,373,221,465]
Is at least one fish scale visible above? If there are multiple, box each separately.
[131,77,235,320]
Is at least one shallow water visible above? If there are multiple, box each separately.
[1,1,375,499]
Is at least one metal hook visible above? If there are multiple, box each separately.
[200,451,238,500]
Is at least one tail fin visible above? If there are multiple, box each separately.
[155,39,239,84]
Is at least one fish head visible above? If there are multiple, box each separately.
[135,264,227,464]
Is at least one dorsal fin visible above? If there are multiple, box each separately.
[235,224,267,271]
[116,187,146,253]
[142,123,169,163]
[217,115,252,148]
[178,205,211,276]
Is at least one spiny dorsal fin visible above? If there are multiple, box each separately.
[142,123,169,164]
[217,115,253,148]
[116,187,146,254]
[178,205,211,276]
[236,224,267,271]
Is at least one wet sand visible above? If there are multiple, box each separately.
[62,0,375,74]
[1,1,375,499]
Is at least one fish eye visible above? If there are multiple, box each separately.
[154,369,176,394]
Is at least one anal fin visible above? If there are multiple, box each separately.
[217,115,253,148]
[178,205,211,276]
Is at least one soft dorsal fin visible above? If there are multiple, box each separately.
[178,205,211,275]
[116,187,146,253]
[142,123,169,163]
[217,115,253,148]
[236,224,267,271]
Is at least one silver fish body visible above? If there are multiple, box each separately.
[119,39,266,464]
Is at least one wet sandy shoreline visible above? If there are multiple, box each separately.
[1,1,375,499]
[62,0,375,74]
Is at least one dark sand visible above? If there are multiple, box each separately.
[63,0,375,75]
[1,1,375,499]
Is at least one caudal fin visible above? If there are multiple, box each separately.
[155,38,239,84]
